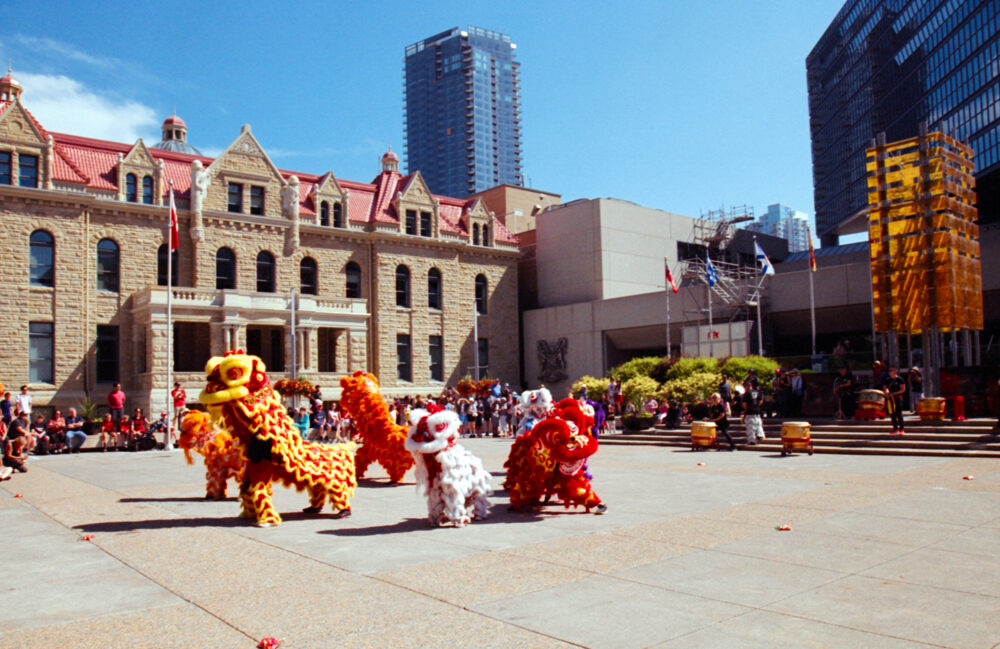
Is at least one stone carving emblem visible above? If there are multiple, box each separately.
[537,338,568,383]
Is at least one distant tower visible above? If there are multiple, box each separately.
[0,65,23,102]
[381,148,399,173]
[152,114,202,155]
[404,26,523,197]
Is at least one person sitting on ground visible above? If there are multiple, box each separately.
[46,409,67,454]
[30,414,50,455]
[3,435,28,473]
[99,413,118,451]
[131,409,148,450]
[706,393,736,451]
[64,408,86,453]
[294,407,310,439]
[8,412,30,448]
[118,414,133,450]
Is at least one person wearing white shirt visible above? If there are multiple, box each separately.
[14,386,32,417]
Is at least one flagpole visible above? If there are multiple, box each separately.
[473,304,480,381]
[165,180,174,451]
[664,257,671,360]
[707,280,714,358]
[809,263,816,356]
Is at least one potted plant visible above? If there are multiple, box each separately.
[78,395,100,434]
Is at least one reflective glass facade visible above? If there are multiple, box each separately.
[807,0,1000,245]
[405,26,523,197]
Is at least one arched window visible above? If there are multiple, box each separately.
[216,247,236,290]
[125,173,137,202]
[142,175,154,204]
[29,230,54,287]
[475,274,488,315]
[300,257,318,295]
[256,250,275,293]
[333,202,343,228]
[157,244,178,286]
[345,261,361,298]
[96,239,120,292]
[482,224,489,246]
[395,265,410,308]
[473,223,480,246]
[320,201,330,227]
[427,268,442,310]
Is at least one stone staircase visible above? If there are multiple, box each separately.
[600,416,1000,458]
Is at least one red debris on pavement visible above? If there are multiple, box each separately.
[963,475,974,480]
[257,638,281,649]
[776,525,792,531]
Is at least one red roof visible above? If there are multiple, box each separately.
[0,104,516,243]
[163,115,186,128]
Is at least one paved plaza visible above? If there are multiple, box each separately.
[1,439,999,649]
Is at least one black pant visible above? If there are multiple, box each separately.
[717,422,735,449]
[888,397,904,430]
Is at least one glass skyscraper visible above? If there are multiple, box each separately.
[807,0,1000,246]
[404,26,523,197]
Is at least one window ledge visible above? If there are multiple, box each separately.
[29,285,55,293]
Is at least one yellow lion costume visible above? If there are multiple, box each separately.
[338,371,413,483]
[178,410,244,500]
[199,350,357,527]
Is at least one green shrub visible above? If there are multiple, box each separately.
[621,375,660,409]
[658,371,719,403]
[569,375,610,400]
[665,357,719,381]
[608,356,662,383]
[721,355,780,394]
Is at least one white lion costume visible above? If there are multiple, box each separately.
[517,388,553,437]
[406,406,492,526]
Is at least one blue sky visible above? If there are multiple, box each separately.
[2,1,845,239]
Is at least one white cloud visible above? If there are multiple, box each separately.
[14,35,122,70]
[18,72,159,142]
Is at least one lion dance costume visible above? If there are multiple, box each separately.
[405,406,492,526]
[178,410,244,500]
[199,351,357,527]
[504,398,606,513]
[338,371,414,483]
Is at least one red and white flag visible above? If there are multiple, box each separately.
[168,188,179,250]
[665,262,679,293]
[807,231,816,272]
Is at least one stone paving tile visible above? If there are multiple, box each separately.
[765,574,1000,649]
[374,550,585,607]
[860,546,1000,598]
[792,510,971,547]
[856,488,1000,527]
[652,609,943,649]
[607,515,762,550]
[505,530,689,574]
[613,550,845,608]
[711,528,916,574]
[930,526,1000,557]
[330,609,578,649]
[472,574,750,649]
[695,502,829,529]
[0,603,251,649]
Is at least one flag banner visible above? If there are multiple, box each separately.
[705,252,718,287]
[754,241,775,276]
[807,231,817,272]
[665,262,679,293]
[168,189,179,250]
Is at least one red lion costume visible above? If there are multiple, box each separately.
[199,351,356,527]
[338,371,413,483]
[504,398,605,513]
[178,410,244,500]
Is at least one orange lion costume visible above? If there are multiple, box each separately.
[178,410,244,500]
[504,398,605,513]
[338,371,413,483]
[199,350,357,527]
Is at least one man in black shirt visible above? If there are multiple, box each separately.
[882,367,907,434]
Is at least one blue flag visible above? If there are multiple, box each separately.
[754,240,775,276]
[705,252,718,287]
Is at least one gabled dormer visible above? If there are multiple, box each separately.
[0,86,50,189]
[205,124,285,217]
[118,139,162,205]
[462,198,495,247]
[393,170,439,238]
[312,171,349,228]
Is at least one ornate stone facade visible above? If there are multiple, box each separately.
[0,76,519,412]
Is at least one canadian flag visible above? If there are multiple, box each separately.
[665,263,679,293]
[168,188,179,250]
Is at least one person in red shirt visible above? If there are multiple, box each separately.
[171,382,187,435]
[107,383,126,428]
[131,408,148,449]
[46,409,67,454]
[99,414,118,451]
[118,414,132,450]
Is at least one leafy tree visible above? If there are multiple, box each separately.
[608,356,662,383]
[657,372,719,403]
[621,376,660,409]
[665,357,720,381]
[721,355,780,394]
[570,375,610,400]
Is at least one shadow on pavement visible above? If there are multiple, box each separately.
[74,516,249,532]
[321,508,545,536]
[119,496,237,503]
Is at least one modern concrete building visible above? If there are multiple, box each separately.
[0,73,520,413]
[404,26,523,197]
[468,184,560,235]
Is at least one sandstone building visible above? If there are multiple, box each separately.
[0,73,519,413]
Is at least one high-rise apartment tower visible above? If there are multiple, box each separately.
[807,0,1000,246]
[404,26,523,197]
